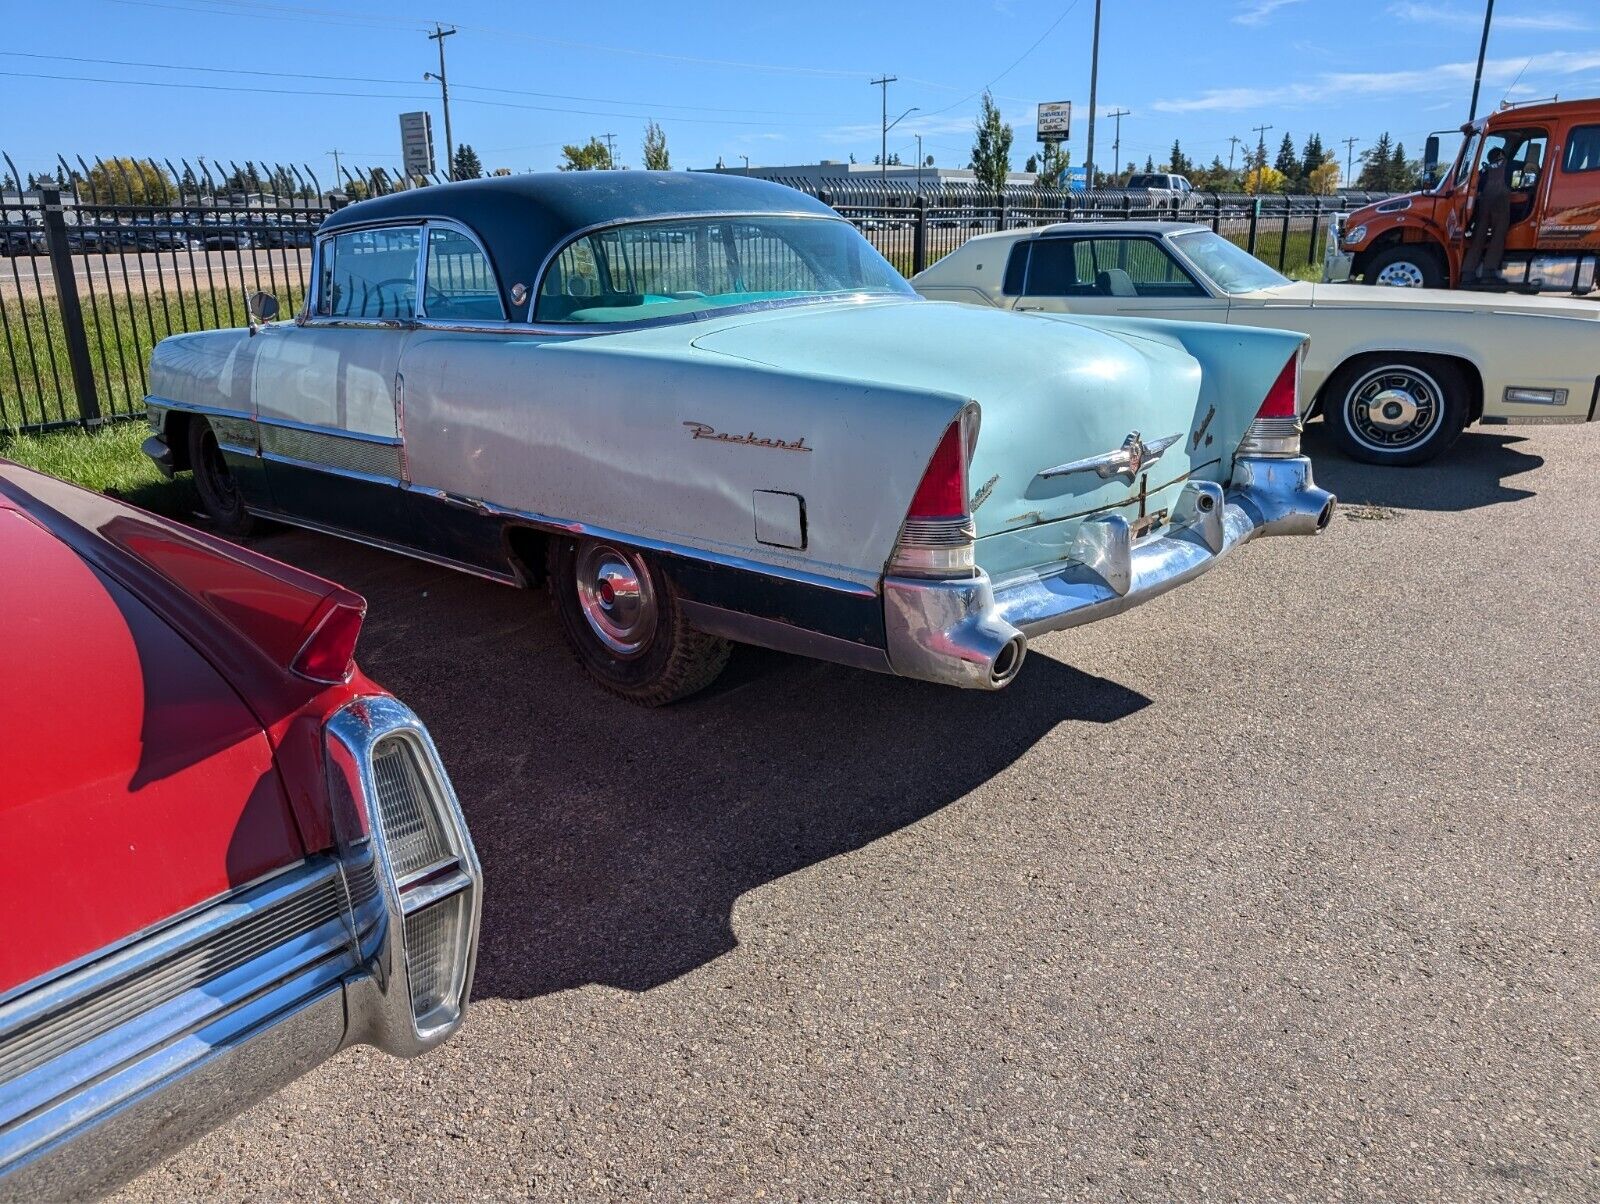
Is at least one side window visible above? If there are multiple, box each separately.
[1563,125,1600,173]
[424,227,504,321]
[1023,238,1203,298]
[1001,242,1030,294]
[316,227,421,320]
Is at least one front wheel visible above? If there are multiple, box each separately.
[546,537,731,706]
[1363,245,1446,289]
[187,417,255,535]
[1324,356,1469,466]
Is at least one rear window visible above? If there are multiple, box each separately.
[1127,174,1165,190]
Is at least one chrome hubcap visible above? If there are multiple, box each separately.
[1346,366,1443,451]
[1375,260,1426,287]
[574,542,656,657]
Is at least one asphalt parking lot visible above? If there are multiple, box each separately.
[116,420,1599,1202]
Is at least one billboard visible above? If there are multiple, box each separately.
[1066,165,1088,192]
[400,111,436,178]
[1037,101,1072,142]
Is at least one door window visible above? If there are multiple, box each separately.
[316,226,421,320]
[424,227,505,321]
[1562,125,1600,173]
[1022,237,1204,298]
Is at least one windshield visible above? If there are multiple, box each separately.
[1169,229,1290,294]
[535,215,913,325]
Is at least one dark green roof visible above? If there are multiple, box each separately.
[318,171,838,317]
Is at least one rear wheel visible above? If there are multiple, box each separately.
[1364,245,1445,289]
[546,537,731,706]
[1324,356,1469,466]
[187,417,255,535]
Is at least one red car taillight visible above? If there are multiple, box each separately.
[291,598,365,683]
[888,409,979,579]
[1237,353,1304,458]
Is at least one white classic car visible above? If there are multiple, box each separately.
[143,175,1333,705]
[913,221,1600,465]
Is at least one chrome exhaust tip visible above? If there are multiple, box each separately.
[988,634,1027,689]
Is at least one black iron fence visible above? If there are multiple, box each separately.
[0,153,1383,437]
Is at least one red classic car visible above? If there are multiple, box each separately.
[0,460,482,1198]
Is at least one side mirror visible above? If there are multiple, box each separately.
[1422,135,1441,187]
[247,291,280,323]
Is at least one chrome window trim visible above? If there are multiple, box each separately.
[421,219,507,322]
[528,209,913,324]
[309,215,506,322]
[1024,231,1213,299]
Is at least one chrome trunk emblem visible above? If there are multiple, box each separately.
[1039,431,1183,483]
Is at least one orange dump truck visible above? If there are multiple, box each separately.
[1327,97,1600,295]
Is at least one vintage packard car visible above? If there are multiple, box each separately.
[142,174,1333,705]
[913,221,1600,465]
[0,461,481,1198]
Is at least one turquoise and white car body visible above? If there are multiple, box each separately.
[142,174,1333,698]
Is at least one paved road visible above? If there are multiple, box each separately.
[115,422,1599,1201]
[0,248,310,301]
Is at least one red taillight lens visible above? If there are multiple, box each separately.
[908,420,968,518]
[1258,355,1299,419]
[292,599,365,683]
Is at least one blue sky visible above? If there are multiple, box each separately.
[4,0,1599,185]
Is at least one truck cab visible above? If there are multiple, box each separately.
[1328,97,1600,294]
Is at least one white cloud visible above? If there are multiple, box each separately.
[1151,49,1600,112]
[1232,0,1307,26]
[1387,2,1591,31]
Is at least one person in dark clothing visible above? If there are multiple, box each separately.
[1461,146,1512,281]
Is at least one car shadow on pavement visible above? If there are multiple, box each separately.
[247,528,1151,1002]
[1304,420,1543,512]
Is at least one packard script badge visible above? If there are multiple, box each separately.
[683,421,812,453]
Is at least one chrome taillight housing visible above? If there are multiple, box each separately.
[888,405,981,579]
[1236,352,1305,459]
[325,697,482,1053]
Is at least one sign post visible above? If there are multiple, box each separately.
[400,111,436,180]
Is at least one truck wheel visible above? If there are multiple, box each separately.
[1364,245,1444,289]
[187,417,255,536]
[546,537,731,706]
[1324,356,1469,466]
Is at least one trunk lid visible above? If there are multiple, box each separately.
[690,299,1221,534]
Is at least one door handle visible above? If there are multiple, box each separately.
[1015,304,1043,311]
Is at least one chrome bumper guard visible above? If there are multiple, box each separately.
[0,698,481,1201]
[883,456,1334,690]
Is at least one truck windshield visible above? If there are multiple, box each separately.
[535,215,913,325]
[1168,229,1290,294]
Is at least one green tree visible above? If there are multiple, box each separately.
[1390,140,1419,189]
[1300,132,1327,185]
[1357,132,1395,189]
[451,144,483,180]
[968,91,1013,194]
[1144,154,1156,173]
[642,121,670,170]
[1168,140,1192,176]
[86,157,174,203]
[559,137,615,171]
[1033,142,1070,189]
[1275,132,1300,184]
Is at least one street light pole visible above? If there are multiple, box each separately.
[916,134,924,192]
[1084,0,1102,186]
[1468,0,1495,121]
[425,24,457,179]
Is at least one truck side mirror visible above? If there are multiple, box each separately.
[1423,135,1440,187]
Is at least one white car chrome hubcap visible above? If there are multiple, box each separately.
[574,542,657,657]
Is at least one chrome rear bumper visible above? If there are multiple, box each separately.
[883,455,1334,689]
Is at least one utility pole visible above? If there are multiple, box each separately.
[1251,123,1273,173]
[424,24,457,179]
[1227,135,1242,173]
[1468,0,1495,120]
[916,133,924,192]
[1084,0,1103,186]
[1107,107,1130,185]
[1342,136,1359,182]
[871,75,897,177]
[740,154,750,172]
[602,132,617,167]
[327,149,343,193]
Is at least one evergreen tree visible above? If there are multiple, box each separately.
[451,144,483,180]
[1168,140,1192,176]
[642,121,669,170]
[1301,132,1326,179]
[1275,132,1300,183]
[968,91,1014,193]
[1144,154,1156,173]
[1390,140,1418,189]
[1357,132,1396,189]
